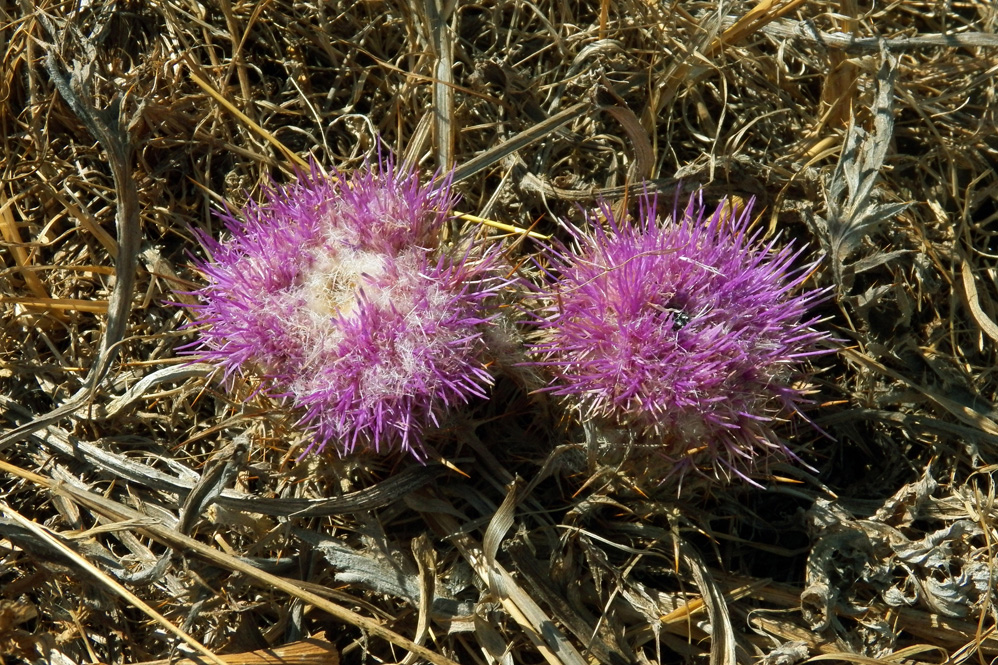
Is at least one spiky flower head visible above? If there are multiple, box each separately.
[528,193,830,479]
[186,161,500,459]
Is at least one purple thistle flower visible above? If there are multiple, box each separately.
[528,193,831,479]
[184,162,500,459]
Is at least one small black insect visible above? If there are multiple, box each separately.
[651,301,691,331]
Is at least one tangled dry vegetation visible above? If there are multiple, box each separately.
[2,0,998,663]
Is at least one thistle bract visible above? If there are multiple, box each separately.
[529,194,830,478]
[186,163,499,459]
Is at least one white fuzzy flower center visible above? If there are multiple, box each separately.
[303,248,385,320]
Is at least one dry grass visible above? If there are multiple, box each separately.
[2,0,998,663]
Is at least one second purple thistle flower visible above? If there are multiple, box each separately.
[528,194,830,477]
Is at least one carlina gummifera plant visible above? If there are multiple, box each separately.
[527,192,832,481]
[184,160,504,460]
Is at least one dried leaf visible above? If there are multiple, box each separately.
[815,45,910,289]
[295,527,422,605]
